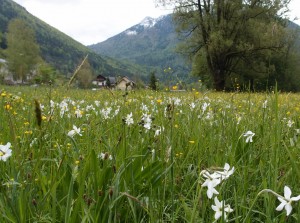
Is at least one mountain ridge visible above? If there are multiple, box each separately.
[0,0,145,79]
[89,14,194,84]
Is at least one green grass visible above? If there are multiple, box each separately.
[0,85,300,222]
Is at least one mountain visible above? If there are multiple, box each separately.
[89,14,193,84]
[0,0,143,78]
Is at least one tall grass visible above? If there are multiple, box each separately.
[0,85,299,222]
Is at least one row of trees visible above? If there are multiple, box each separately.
[156,0,300,91]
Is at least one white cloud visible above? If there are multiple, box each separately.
[289,0,300,24]
[12,0,172,45]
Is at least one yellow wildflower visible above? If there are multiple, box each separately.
[157,99,162,104]
[4,104,11,110]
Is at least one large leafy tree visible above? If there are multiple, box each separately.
[6,19,41,82]
[156,0,292,91]
[76,60,94,89]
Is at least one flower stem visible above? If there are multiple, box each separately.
[243,189,282,223]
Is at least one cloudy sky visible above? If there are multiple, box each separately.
[12,0,172,45]
[12,0,300,46]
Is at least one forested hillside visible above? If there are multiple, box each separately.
[89,15,194,84]
[0,0,144,78]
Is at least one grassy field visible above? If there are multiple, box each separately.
[0,85,300,222]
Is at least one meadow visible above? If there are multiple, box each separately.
[0,85,300,222]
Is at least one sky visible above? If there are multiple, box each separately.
[12,0,300,46]
[12,0,172,45]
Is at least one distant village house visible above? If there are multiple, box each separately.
[92,75,134,90]
[116,76,135,91]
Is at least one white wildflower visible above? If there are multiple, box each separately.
[202,102,210,113]
[67,125,82,137]
[201,171,221,199]
[276,186,300,216]
[243,130,255,143]
[211,197,233,221]
[190,102,196,110]
[216,163,235,180]
[262,100,268,109]
[287,120,294,128]
[125,112,134,126]
[0,142,12,161]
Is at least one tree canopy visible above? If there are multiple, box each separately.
[6,18,41,82]
[156,0,297,91]
[76,60,94,89]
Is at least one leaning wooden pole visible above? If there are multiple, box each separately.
[67,54,88,90]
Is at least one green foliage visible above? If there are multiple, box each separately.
[33,63,57,85]
[76,60,94,89]
[160,0,299,91]
[149,71,158,90]
[6,18,41,81]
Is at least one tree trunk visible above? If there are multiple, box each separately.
[212,69,226,91]
[249,78,254,92]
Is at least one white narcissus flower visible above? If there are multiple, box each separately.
[202,102,210,113]
[216,163,235,180]
[262,100,268,109]
[201,171,221,199]
[201,163,235,199]
[190,102,196,110]
[211,197,233,221]
[154,126,162,137]
[0,142,12,161]
[144,122,151,130]
[125,112,134,126]
[98,152,113,160]
[67,125,82,137]
[287,120,294,128]
[243,130,255,143]
[276,186,300,216]
[74,108,83,118]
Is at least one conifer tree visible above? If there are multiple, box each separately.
[149,71,158,90]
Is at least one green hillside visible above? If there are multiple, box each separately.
[89,15,194,84]
[0,0,144,78]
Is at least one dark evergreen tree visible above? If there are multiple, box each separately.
[149,71,158,90]
[106,77,111,88]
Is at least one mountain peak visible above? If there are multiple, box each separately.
[140,16,156,28]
